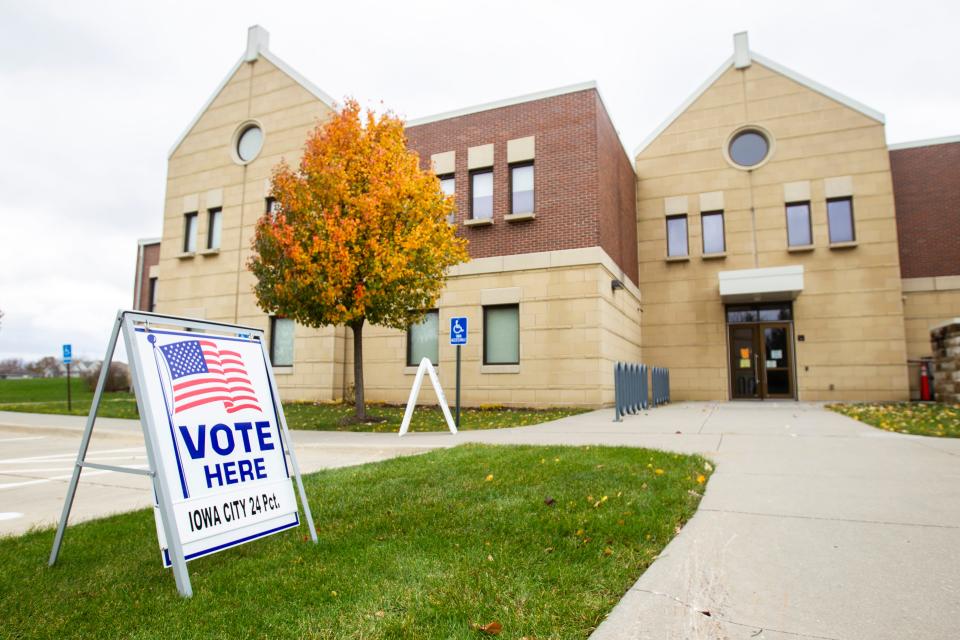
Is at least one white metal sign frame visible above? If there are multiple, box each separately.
[48,310,318,598]
[398,357,457,436]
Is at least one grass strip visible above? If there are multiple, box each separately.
[827,402,960,438]
[1,444,711,639]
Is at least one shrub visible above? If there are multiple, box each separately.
[83,362,130,393]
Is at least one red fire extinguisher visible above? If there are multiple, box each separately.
[920,360,931,401]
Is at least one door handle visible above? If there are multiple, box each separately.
[754,353,760,386]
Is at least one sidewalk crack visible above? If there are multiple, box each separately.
[630,588,841,639]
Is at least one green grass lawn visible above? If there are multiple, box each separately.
[0,378,584,432]
[827,402,960,437]
[1,444,711,639]
[0,376,139,419]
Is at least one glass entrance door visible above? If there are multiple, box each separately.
[726,303,795,400]
[761,323,793,398]
[729,325,759,399]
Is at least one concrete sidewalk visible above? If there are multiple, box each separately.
[3,404,959,638]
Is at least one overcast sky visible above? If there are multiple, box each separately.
[1,0,957,363]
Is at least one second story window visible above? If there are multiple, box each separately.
[510,162,534,215]
[666,215,688,257]
[439,175,455,224]
[183,212,198,253]
[471,169,493,220]
[701,211,725,254]
[265,196,281,219]
[827,197,855,244]
[207,208,222,250]
[786,202,812,247]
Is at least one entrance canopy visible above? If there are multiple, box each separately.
[718,265,804,303]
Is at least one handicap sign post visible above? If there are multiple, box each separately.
[449,317,468,428]
[62,344,72,411]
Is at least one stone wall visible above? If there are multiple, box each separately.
[931,320,960,404]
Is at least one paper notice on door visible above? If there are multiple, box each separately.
[771,349,783,359]
[740,347,750,358]
[739,358,751,368]
[766,360,777,368]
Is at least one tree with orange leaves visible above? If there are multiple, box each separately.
[248,99,469,421]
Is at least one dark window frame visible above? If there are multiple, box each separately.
[726,302,793,324]
[406,309,439,367]
[483,303,520,365]
[269,316,294,367]
[509,161,535,215]
[666,214,689,257]
[183,212,198,253]
[826,196,856,244]
[785,201,813,247]
[469,168,494,220]
[701,210,725,254]
[147,277,158,312]
[206,207,222,250]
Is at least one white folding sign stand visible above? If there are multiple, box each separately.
[48,310,317,598]
[398,357,457,436]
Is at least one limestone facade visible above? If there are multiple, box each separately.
[140,27,958,406]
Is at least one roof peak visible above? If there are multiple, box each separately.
[634,31,885,157]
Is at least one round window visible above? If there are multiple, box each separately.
[728,129,769,168]
[236,125,263,162]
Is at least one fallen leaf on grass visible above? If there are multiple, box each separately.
[472,621,503,635]
[544,496,556,507]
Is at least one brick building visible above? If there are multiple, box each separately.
[133,27,959,405]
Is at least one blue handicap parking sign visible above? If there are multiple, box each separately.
[62,344,72,364]
[449,317,468,345]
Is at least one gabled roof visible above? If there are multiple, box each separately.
[634,32,886,157]
[167,26,335,159]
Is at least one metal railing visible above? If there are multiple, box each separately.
[651,366,670,407]
[613,362,669,421]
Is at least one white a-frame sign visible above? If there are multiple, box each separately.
[48,311,317,598]
[398,357,457,436]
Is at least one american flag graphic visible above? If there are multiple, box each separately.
[158,339,262,414]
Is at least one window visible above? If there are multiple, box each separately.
[786,202,812,247]
[726,303,792,324]
[406,310,439,366]
[666,215,688,257]
[236,124,263,162]
[728,129,770,168]
[471,169,493,220]
[270,317,294,367]
[148,277,158,312]
[183,212,198,253]
[827,197,855,243]
[265,197,280,216]
[510,162,534,214]
[701,211,725,254]
[483,304,519,365]
[207,208,222,250]
[439,175,455,224]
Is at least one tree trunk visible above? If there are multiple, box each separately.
[351,319,366,420]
